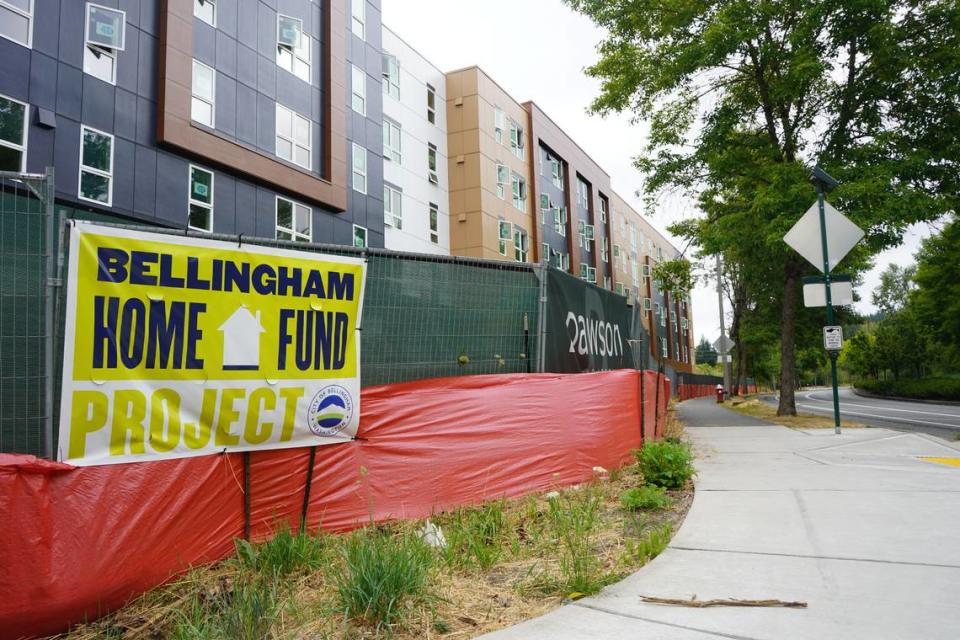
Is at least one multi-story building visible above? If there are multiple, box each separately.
[610,192,694,370]
[0,0,384,248]
[446,66,533,261]
[379,26,448,254]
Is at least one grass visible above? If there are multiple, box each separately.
[58,446,694,640]
[620,486,674,511]
[726,396,865,429]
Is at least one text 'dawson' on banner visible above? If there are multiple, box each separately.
[58,223,366,466]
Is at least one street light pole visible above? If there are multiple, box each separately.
[715,254,731,396]
[813,174,842,435]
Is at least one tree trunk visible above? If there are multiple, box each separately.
[777,262,801,416]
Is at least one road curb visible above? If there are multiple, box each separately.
[851,387,960,407]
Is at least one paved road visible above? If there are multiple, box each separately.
[676,396,773,428]
[764,387,960,440]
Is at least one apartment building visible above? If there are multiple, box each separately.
[379,26,449,254]
[610,192,694,370]
[0,0,384,248]
[445,66,533,260]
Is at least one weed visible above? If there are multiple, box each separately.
[234,524,327,578]
[439,499,510,570]
[635,441,695,489]
[624,523,672,565]
[169,574,278,640]
[334,528,433,629]
[432,618,451,634]
[620,486,674,511]
[547,486,603,594]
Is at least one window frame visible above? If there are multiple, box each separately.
[383,182,402,229]
[84,3,126,51]
[351,142,367,194]
[351,64,366,115]
[77,124,114,206]
[275,103,312,170]
[498,219,512,256]
[352,224,367,248]
[511,174,526,212]
[513,227,528,262]
[426,83,436,124]
[187,164,214,233]
[276,14,311,83]
[275,194,312,243]
[495,162,508,199]
[0,0,33,48]
[494,106,504,144]
[382,53,400,100]
[509,121,524,159]
[382,117,401,163]
[194,0,215,27]
[0,93,28,172]
[427,142,438,184]
[350,0,365,39]
[84,43,117,85]
[191,58,215,128]
[429,202,439,244]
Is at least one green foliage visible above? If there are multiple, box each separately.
[623,523,672,565]
[439,499,508,570]
[565,0,960,415]
[651,259,693,296]
[170,574,279,640]
[546,486,604,594]
[857,377,960,402]
[635,441,694,490]
[620,486,674,511]
[334,529,433,629]
[872,264,916,317]
[911,216,960,368]
[695,336,718,367]
[234,525,326,579]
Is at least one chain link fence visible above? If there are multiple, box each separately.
[0,169,56,458]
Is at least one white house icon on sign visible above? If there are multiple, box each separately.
[219,305,266,371]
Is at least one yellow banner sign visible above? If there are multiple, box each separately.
[58,223,366,466]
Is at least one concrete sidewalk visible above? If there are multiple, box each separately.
[483,397,960,639]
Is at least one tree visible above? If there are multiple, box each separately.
[911,215,960,369]
[872,264,915,317]
[695,336,718,366]
[565,0,960,414]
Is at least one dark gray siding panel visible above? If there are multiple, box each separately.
[28,52,58,110]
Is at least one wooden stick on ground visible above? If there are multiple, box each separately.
[641,596,807,609]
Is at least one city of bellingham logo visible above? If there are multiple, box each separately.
[307,385,354,436]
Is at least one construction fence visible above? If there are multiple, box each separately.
[0,170,664,459]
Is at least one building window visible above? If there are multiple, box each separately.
[194,0,215,26]
[540,194,551,225]
[660,337,667,358]
[576,178,589,209]
[551,157,563,189]
[382,118,401,162]
[427,142,438,184]
[277,15,310,83]
[599,198,608,224]
[78,125,113,205]
[383,183,402,229]
[681,317,689,330]
[494,107,504,144]
[616,283,624,296]
[579,263,597,283]
[351,0,364,39]
[657,245,664,260]
[426,83,436,124]
[382,53,400,99]
[276,103,311,170]
[276,196,311,242]
[496,162,508,199]
[429,202,439,244]
[643,297,652,311]
[509,121,524,159]
[553,205,567,236]
[511,175,526,212]
[613,244,621,258]
[641,264,651,278]
[188,165,214,232]
[0,0,33,47]
[351,65,366,115]
[353,224,367,248]
[84,45,116,84]
[351,142,366,193]
[513,227,528,262]
[191,59,215,127]
[601,236,609,262]
[498,220,511,256]
[0,94,28,172]
[542,242,550,262]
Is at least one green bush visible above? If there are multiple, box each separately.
[857,377,960,401]
[635,441,694,489]
[620,486,673,511]
[334,529,433,629]
[234,524,326,578]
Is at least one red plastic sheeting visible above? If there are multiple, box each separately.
[0,370,669,639]
[676,383,760,401]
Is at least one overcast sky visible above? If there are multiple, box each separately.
[382,0,938,344]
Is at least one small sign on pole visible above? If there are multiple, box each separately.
[823,326,843,351]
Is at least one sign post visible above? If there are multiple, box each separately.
[784,167,863,435]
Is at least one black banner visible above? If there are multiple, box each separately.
[544,267,640,373]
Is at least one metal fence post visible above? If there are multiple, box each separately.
[536,260,549,373]
[42,167,56,459]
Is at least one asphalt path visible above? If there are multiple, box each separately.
[763,387,960,440]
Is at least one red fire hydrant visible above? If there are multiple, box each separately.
[716,384,725,403]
